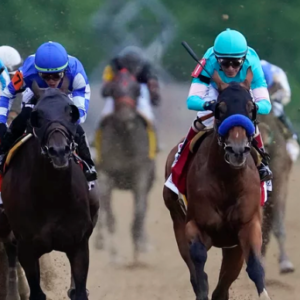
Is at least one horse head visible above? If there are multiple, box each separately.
[29,80,80,169]
[212,68,257,169]
[110,68,140,126]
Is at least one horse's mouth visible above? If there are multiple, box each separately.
[50,157,70,169]
[224,153,247,169]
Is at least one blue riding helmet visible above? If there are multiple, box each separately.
[35,41,69,73]
[214,28,248,58]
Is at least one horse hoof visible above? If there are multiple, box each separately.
[259,289,271,300]
[280,260,295,274]
[67,288,89,299]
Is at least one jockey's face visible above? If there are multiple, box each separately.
[218,58,244,78]
[39,72,64,88]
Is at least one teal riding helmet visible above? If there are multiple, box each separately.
[214,28,248,58]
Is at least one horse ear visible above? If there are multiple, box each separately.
[242,67,253,90]
[30,110,41,128]
[60,75,69,94]
[69,104,80,123]
[212,71,228,91]
[31,81,44,101]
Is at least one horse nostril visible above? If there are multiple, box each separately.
[48,147,56,157]
[65,145,71,154]
[225,146,234,153]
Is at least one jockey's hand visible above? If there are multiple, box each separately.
[0,123,7,141]
[147,79,160,106]
[203,100,217,112]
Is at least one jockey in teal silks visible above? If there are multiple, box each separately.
[165,28,272,201]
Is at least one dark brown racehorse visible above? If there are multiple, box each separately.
[163,69,272,300]
[1,84,99,300]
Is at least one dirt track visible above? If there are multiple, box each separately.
[43,83,300,299]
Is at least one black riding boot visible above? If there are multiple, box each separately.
[75,125,97,182]
[0,106,33,170]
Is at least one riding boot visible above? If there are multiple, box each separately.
[75,125,98,182]
[278,112,299,143]
[253,132,273,182]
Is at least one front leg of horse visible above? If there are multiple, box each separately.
[239,217,271,300]
[4,240,21,300]
[66,240,89,300]
[186,221,209,300]
[272,195,294,274]
[18,243,46,300]
[94,172,114,255]
[132,181,150,261]
[211,246,244,300]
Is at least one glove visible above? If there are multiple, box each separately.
[203,100,217,112]
[0,123,7,141]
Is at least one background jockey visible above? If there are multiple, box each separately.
[165,28,272,194]
[0,46,23,79]
[261,59,299,162]
[100,45,160,124]
[0,56,10,94]
[0,41,97,188]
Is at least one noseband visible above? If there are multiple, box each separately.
[34,126,76,160]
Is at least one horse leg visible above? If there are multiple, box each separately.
[239,217,271,299]
[272,181,294,273]
[18,243,46,300]
[171,209,198,295]
[132,171,150,261]
[4,239,21,300]
[186,220,210,300]
[17,261,30,300]
[211,246,244,300]
[66,240,89,300]
[94,173,114,254]
[261,199,273,259]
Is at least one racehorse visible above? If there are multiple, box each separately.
[1,82,99,300]
[163,69,272,300]
[94,69,155,262]
[259,113,294,273]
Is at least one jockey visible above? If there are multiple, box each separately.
[261,60,299,161]
[0,41,97,186]
[170,29,272,188]
[0,46,23,78]
[101,45,160,123]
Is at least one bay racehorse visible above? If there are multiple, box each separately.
[1,83,99,300]
[94,68,155,262]
[163,69,272,300]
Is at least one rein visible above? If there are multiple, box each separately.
[40,127,75,160]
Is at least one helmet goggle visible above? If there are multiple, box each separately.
[39,72,64,81]
[218,58,245,69]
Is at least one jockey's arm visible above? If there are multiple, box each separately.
[186,77,210,111]
[101,64,116,98]
[271,70,291,106]
[0,80,18,124]
[72,80,90,124]
[0,61,10,92]
[251,65,272,115]
[71,61,91,124]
